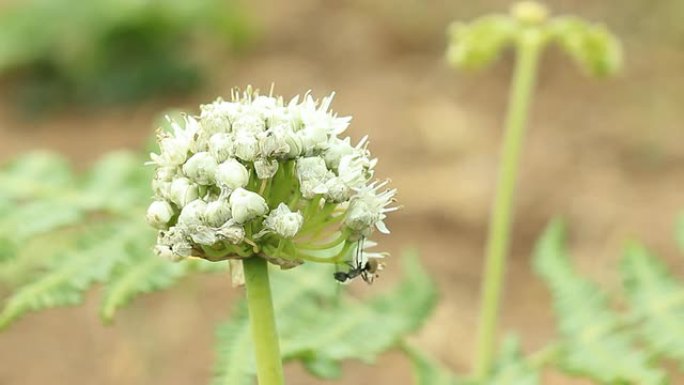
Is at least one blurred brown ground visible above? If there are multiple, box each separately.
[1,0,683,384]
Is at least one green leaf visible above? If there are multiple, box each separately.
[100,245,187,322]
[0,224,140,329]
[212,252,437,385]
[549,17,622,77]
[280,252,437,363]
[487,337,538,385]
[534,219,666,385]
[405,344,461,385]
[622,243,684,369]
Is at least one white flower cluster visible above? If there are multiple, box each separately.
[146,88,397,269]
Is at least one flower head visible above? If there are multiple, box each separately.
[147,87,397,281]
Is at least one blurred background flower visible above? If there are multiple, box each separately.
[0,1,683,384]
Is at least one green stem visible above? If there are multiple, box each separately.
[243,257,285,385]
[474,35,542,379]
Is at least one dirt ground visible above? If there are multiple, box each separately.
[1,1,683,384]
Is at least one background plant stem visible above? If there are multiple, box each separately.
[474,34,542,379]
[243,257,285,385]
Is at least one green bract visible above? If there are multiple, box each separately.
[147,87,397,271]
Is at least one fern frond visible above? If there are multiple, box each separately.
[0,222,142,329]
[487,337,538,385]
[212,303,255,385]
[280,252,437,364]
[622,243,684,369]
[100,242,189,322]
[405,344,461,385]
[534,219,666,385]
[212,252,437,384]
[0,151,216,327]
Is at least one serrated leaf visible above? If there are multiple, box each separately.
[534,219,666,385]
[405,345,461,385]
[488,337,538,385]
[212,303,254,385]
[280,252,437,363]
[212,252,437,385]
[622,243,684,369]
[100,249,187,322]
[0,224,141,329]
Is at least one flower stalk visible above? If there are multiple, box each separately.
[243,257,285,385]
[474,31,542,379]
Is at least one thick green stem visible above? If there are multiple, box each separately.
[243,257,285,385]
[474,35,542,378]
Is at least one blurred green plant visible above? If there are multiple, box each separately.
[430,2,684,384]
[409,218,684,384]
[445,1,622,379]
[0,150,436,384]
[0,0,252,112]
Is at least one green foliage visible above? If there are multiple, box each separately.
[549,17,622,77]
[445,2,622,76]
[212,252,437,385]
[622,243,684,369]
[534,220,667,384]
[0,0,252,110]
[0,151,226,328]
[406,336,538,385]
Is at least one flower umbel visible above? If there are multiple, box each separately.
[147,87,397,278]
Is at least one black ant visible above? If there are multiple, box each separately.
[333,238,380,284]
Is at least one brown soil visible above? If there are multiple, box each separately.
[1,1,684,384]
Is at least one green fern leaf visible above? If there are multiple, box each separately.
[487,337,538,385]
[405,344,461,385]
[622,243,684,369]
[534,219,666,385]
[212,302,255,385]
[212,252,436,384]
[0,223,142,329]
[100,242,187,322]
[280,252,437,364]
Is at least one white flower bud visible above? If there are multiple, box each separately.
[229,187,268,223]
[297,124,328,154]
[324,177,351,202]
[208,133,234,162]
[156,228,193,261]
[254,158,279,179]
[296,156,330,198]
[234,133,260,161]
[157,135,190,166]
[178,199,207,228]
[188,225,218,246]
[259,124,291,157]
[182,152,218,185]
[146,200,175,229]
[263,203,303,238]
[232,113,266,136]
[217,223,246,244]
[324,138,354,169]
[204,199,232,227]
[338,153,375,188]
[169,177,199,207]
[200,99,238,132]
[344,199,377,234]
[216,159,249,190]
